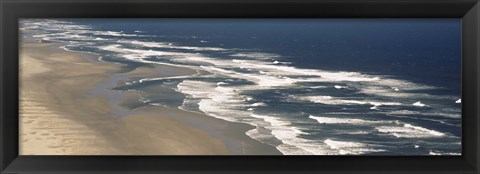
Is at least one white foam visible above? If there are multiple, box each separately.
[150,103,165,107]
[309,86,327,89]
[324,139,385,155]
[370,104,381,110]
[276,61,292,65]
[359,85,435,99]
[92,30,139,37]
[455,99,461,104]
[201,66,298,87]
[346,131,370,135]
[176,80,252,123]
[309,115,385,125]
[250,114,335,155]
[294,95,401,109]
[231,52,280,60]
[386,110,461,119]
[404,124,445,136]
[376,123,445,138]
[99,44,206,69]
[245,128,278,147]
[251,102,267,106]
[429,151,461,155]
[230,59,383,83]
[388,110,420,115]
[413,101,427,107]
[120,40,228,51]
[101,44,190,58]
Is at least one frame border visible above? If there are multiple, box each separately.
[1,0,479,173]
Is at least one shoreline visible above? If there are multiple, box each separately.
[19,42,281,155]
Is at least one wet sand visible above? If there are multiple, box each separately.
[19,42,281,155]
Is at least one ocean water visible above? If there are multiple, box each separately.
[20,19,461,155]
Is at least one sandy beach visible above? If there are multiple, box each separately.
[19,42,281,155]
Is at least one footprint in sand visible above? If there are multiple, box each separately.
[41,133,50,136]
[30,132,37,135]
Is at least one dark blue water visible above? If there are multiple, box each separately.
[20,19,461,155]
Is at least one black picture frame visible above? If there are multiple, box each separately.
[1,0,479,173]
